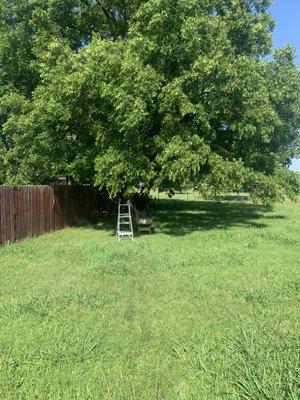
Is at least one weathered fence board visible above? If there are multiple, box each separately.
[0,185,102,246]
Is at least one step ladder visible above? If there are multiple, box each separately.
[117,201,134,241]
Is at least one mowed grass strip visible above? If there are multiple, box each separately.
[0,195,299,399]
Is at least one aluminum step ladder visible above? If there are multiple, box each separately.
[117,201,134,241]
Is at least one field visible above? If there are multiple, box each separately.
[0,194,299,399]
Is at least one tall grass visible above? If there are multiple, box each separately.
[0,194,299,399]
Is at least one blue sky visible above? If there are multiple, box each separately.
[270,0,300,171]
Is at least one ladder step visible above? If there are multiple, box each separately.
[119,214,130,217]
[119,221,131,225]
[118,231,133,236]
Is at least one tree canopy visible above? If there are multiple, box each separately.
[0,0,299,205]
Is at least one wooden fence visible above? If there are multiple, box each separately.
[0,185,104,246]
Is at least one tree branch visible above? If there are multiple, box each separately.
[93,0,116,38]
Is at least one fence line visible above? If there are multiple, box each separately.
[0,185,102,246]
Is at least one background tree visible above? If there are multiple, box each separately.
[0,0,299,205]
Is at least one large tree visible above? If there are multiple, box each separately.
[0,0,299,205]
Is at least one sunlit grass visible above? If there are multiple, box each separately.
[0,194,299,399]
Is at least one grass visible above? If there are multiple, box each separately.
[0,194,299,399]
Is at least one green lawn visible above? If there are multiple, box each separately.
[0,195,299,399]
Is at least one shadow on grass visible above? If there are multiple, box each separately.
[152,197,272,236]
[71,216,116,232]
[72,195,280,237]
